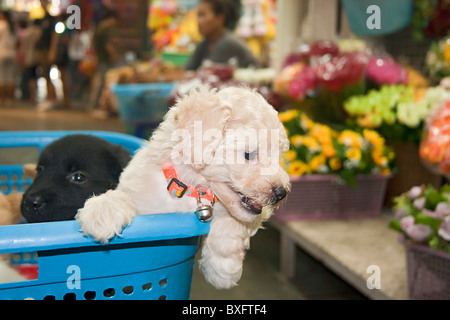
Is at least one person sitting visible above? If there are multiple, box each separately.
[185,0,258,71]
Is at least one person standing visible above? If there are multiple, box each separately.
[35,0,57,110]
[22,19,42,103]
[0,10,17,107]
[89,8,121,118]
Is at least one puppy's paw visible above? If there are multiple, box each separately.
[199,245,243,289]
[76,190,136,244]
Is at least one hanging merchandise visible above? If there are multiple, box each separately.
[341,0,413,37]
[149,0,200,65]
[236,0,276,65]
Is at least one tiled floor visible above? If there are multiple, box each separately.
[0,99,368,300]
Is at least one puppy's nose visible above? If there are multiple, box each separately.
[27,196,43,211]
[273,187,287,203]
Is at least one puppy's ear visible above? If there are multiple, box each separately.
[112,145,132,169]
[173,86,232,171]
[23,164,37,180]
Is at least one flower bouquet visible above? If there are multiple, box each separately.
[420,100,450,177]
[344,85,450,144]
[276,109,395,221]
[389,184,450,299]
[390,184,450,253]
[426,36,450,82]
[274,42,369,124]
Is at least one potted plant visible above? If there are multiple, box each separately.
[344,84,450,204]
[389,184,450,299]
[277,109,396,221]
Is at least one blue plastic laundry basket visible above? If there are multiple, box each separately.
[341,0,413,36]
[0,131,210,300]
[112,82,175,125]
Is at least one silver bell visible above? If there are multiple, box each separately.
[196,204,213,222]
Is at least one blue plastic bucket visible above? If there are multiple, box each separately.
[341,0,413,36]
[112,83,176,125]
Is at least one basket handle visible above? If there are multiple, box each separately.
[139,89,164,97]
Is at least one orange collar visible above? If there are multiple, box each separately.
[162,166,218,203]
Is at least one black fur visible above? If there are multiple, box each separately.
[21,134,131,223]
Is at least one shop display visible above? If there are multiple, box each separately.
[279,109,395,187]
[277,109,394,220]
[390,184,450,299]
[426,35,450,82]
[412,0,450,41]
[344,85,450,143]
[273,40,430,124]
[420,100,450,176]
[149,0,200,54]
[168,62,282,110]
[236,0,277,65]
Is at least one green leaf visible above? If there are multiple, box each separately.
[423,184,446,210]
[389,219,403,233]
[415,213,442,229]
[338,169,357,189]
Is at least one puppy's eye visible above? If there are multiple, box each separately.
[70,172,86,183]
[244,151,257,161]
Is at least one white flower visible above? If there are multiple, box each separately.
[408,186,423,199]
[413,197,426,210]
[435,202,450,218]
[438,217,450,241]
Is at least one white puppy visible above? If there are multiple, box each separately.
[76,85,290,289]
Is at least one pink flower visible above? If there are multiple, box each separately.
[435,202,450,218]
[400,216,432,243]
[413,197,426,210]
[438,217,450,241]
[367,58,408,85]
[314,52,368,92]
[288,66,316,100]
[400,216,415,230]
[408,186,423,199]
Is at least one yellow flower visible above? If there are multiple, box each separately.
[309,154,326,171]
[338,130,362,148]
[299,113,314,131]
[356,114,382,128]
[371,148,388,166]
[363,129,385,148]
[380,167,391,175]
[288,160,309,176]
[283,150,297,162]
[311,123,333,145]
[278,109,299,123]
[329,157,342,170]
[301,136,320,151]
[290,135,303,147]
[346,148,362,162]
[387,150,395,160]
[322,142,336,158]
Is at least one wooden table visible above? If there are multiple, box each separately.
[269,213,409,300]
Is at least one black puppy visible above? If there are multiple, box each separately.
[21,134,131,223]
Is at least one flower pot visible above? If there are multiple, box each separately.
[275,174,390,221]
[399,235,450,300]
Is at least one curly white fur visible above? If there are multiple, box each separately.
[76,85,290,289]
